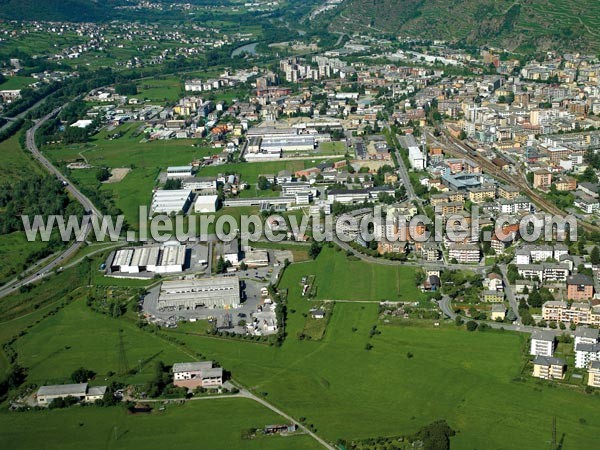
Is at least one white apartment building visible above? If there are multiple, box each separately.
[530,330,555,357]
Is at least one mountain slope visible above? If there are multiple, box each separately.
[0,0,118,22]
[326,0,600,52]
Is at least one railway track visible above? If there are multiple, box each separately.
[435,132,600,234]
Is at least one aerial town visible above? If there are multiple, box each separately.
[0,1,600,450]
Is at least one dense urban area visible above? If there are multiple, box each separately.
[0,1,600,450]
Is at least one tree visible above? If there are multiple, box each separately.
[309,241,322,260]
[96,167,111,182]
[164,179,182,190]
[215,256,231,274]
[257,176,270,190]
[528,289,543,308]
[239,261,248,271]
[414,420,455,450]
[458,130,467,140]
[466,321,478,332]
[591,246,600,265]
[71,367,95,383]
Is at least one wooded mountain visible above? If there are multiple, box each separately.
[324,0,600,52]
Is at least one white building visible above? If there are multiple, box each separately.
[530,330,555,357]
[172,361,223,389]
[575,327,600,369]
[222,240,239,265]
[110,242,186,274]
[194,195,219,213]
[167,166,194,179]
[158,277,240,310]
[151,189,192,214]
[408,145,426,170]
[36,383,107,406]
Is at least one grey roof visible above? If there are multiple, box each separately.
[590,360,600,370]
[491,304,506,312]
[201,367,223,378]
[567,274,594,286]
[531,329,555,342]
[87,386,107,396]
[574,327,600,340]
[37,383,87,397]
[533,355,565,366]
[172,361,214,373]
[575,343,600,353]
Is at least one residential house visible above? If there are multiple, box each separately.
[567,274,595,301]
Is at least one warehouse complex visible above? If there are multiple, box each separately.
[158,277,240,310]
[109,242,187,274]
[151,189,193,214]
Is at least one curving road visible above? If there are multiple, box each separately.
[0,107,102,299]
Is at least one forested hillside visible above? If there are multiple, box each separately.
[325,0,600,52]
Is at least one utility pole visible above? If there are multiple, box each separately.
[549,416,557,450]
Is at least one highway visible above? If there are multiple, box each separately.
[0,107,102,299]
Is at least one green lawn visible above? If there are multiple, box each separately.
[0,399,321,450]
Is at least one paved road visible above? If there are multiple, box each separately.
[499,263,521,322]
[438,295,564,335]
[0,107,102,299]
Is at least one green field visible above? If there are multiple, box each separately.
[0,398,321,450]
[318,141,346,155]
[0,134,44,184]
[2,250,600,448]
[282,246,426,302]
[0,232,50,285]
[134,77,183,103]
[0,76,35,90]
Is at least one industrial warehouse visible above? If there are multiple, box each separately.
[157,277,241,311]
[109,242,187,274]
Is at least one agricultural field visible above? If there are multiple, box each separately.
[0,398,321,450]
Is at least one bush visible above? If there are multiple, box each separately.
[466,321,478,332]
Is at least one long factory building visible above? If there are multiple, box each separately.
[158,277,240,310]
[110,242,186,274]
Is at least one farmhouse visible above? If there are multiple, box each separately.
[172,361,223,389]
[36,383,107,406]
[158,277,240,310]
